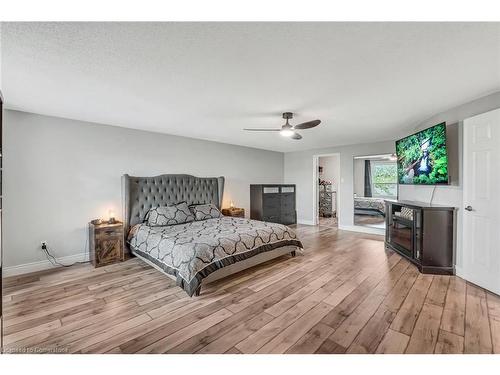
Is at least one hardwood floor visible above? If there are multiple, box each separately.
[318,216,337,228]
[353,214,385,229]
[2,224,500,354]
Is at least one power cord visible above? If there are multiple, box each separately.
[429,185,437,205]
[42,244,77,267]
[41,228,90,267]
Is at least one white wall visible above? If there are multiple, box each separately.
[284,140,395,227]
[318,155,339,191]
[398,91,500,271]
[3,110,284,269]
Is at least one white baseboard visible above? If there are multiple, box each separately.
[297,219,315,226]
[3,252,89,277]
[338,225,385,236]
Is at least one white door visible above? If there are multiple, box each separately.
[463,108,500,294]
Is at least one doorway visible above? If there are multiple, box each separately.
[462,108,500,295]
[313,154,340,228]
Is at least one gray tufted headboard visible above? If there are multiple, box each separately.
[121,173,224,238]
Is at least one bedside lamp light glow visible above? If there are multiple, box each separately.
[230,201,234,209]
[108,209,116,224]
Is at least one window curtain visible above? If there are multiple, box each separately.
[364,160,372,197]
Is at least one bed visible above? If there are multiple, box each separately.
[353,196,386,217]
[122,174,303,297]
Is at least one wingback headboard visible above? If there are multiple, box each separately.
[121,173,225,235]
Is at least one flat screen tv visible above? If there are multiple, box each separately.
[396,122,449,185]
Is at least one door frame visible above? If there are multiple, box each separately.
[0,89,3,350]
[312,153,341,226]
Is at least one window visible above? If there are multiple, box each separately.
[371,161,397,198]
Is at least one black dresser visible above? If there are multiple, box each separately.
[250,184,296,225]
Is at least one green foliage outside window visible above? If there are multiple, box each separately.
[372,162,397,197]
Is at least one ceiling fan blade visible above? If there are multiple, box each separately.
[294,120,321,130]
[243,128,281,131]
[291,132,302,140]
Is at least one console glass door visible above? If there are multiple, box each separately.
[388,205,414,258]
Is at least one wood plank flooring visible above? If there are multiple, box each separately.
[2,224,500,354]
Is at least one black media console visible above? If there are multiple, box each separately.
[385,200,456,275]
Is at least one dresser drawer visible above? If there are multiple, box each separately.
[263,204,280,215]
[281,197,295,209]
[96,238,123,266]
[281,213,296,225]
[95,228,122,241]
[281,193,295,205]
[262,214,281,224]
[263,195,281,211]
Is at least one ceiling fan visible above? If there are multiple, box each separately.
[243,112,321,140]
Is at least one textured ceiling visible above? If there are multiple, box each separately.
[2,22,500,152]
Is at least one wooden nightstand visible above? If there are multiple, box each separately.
[221,208,245,218]
[89,221,124,267]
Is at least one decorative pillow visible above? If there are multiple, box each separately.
[400,207,414,221]
[189,203,223,221]
[145,202,195,227]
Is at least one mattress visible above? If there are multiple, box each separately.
[354,197,386,215]
[127,217,303,296]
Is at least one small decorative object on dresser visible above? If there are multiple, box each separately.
[89,221,124,267]
[221,207,245,218]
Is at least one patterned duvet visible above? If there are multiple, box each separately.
[127,217,303,296]
[354,197,386,216]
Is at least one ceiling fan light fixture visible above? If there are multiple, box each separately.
[280,129,295,137]
[243,111,320,141]
[280,119,294,137]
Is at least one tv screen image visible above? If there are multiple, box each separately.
[396,122,449,185]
